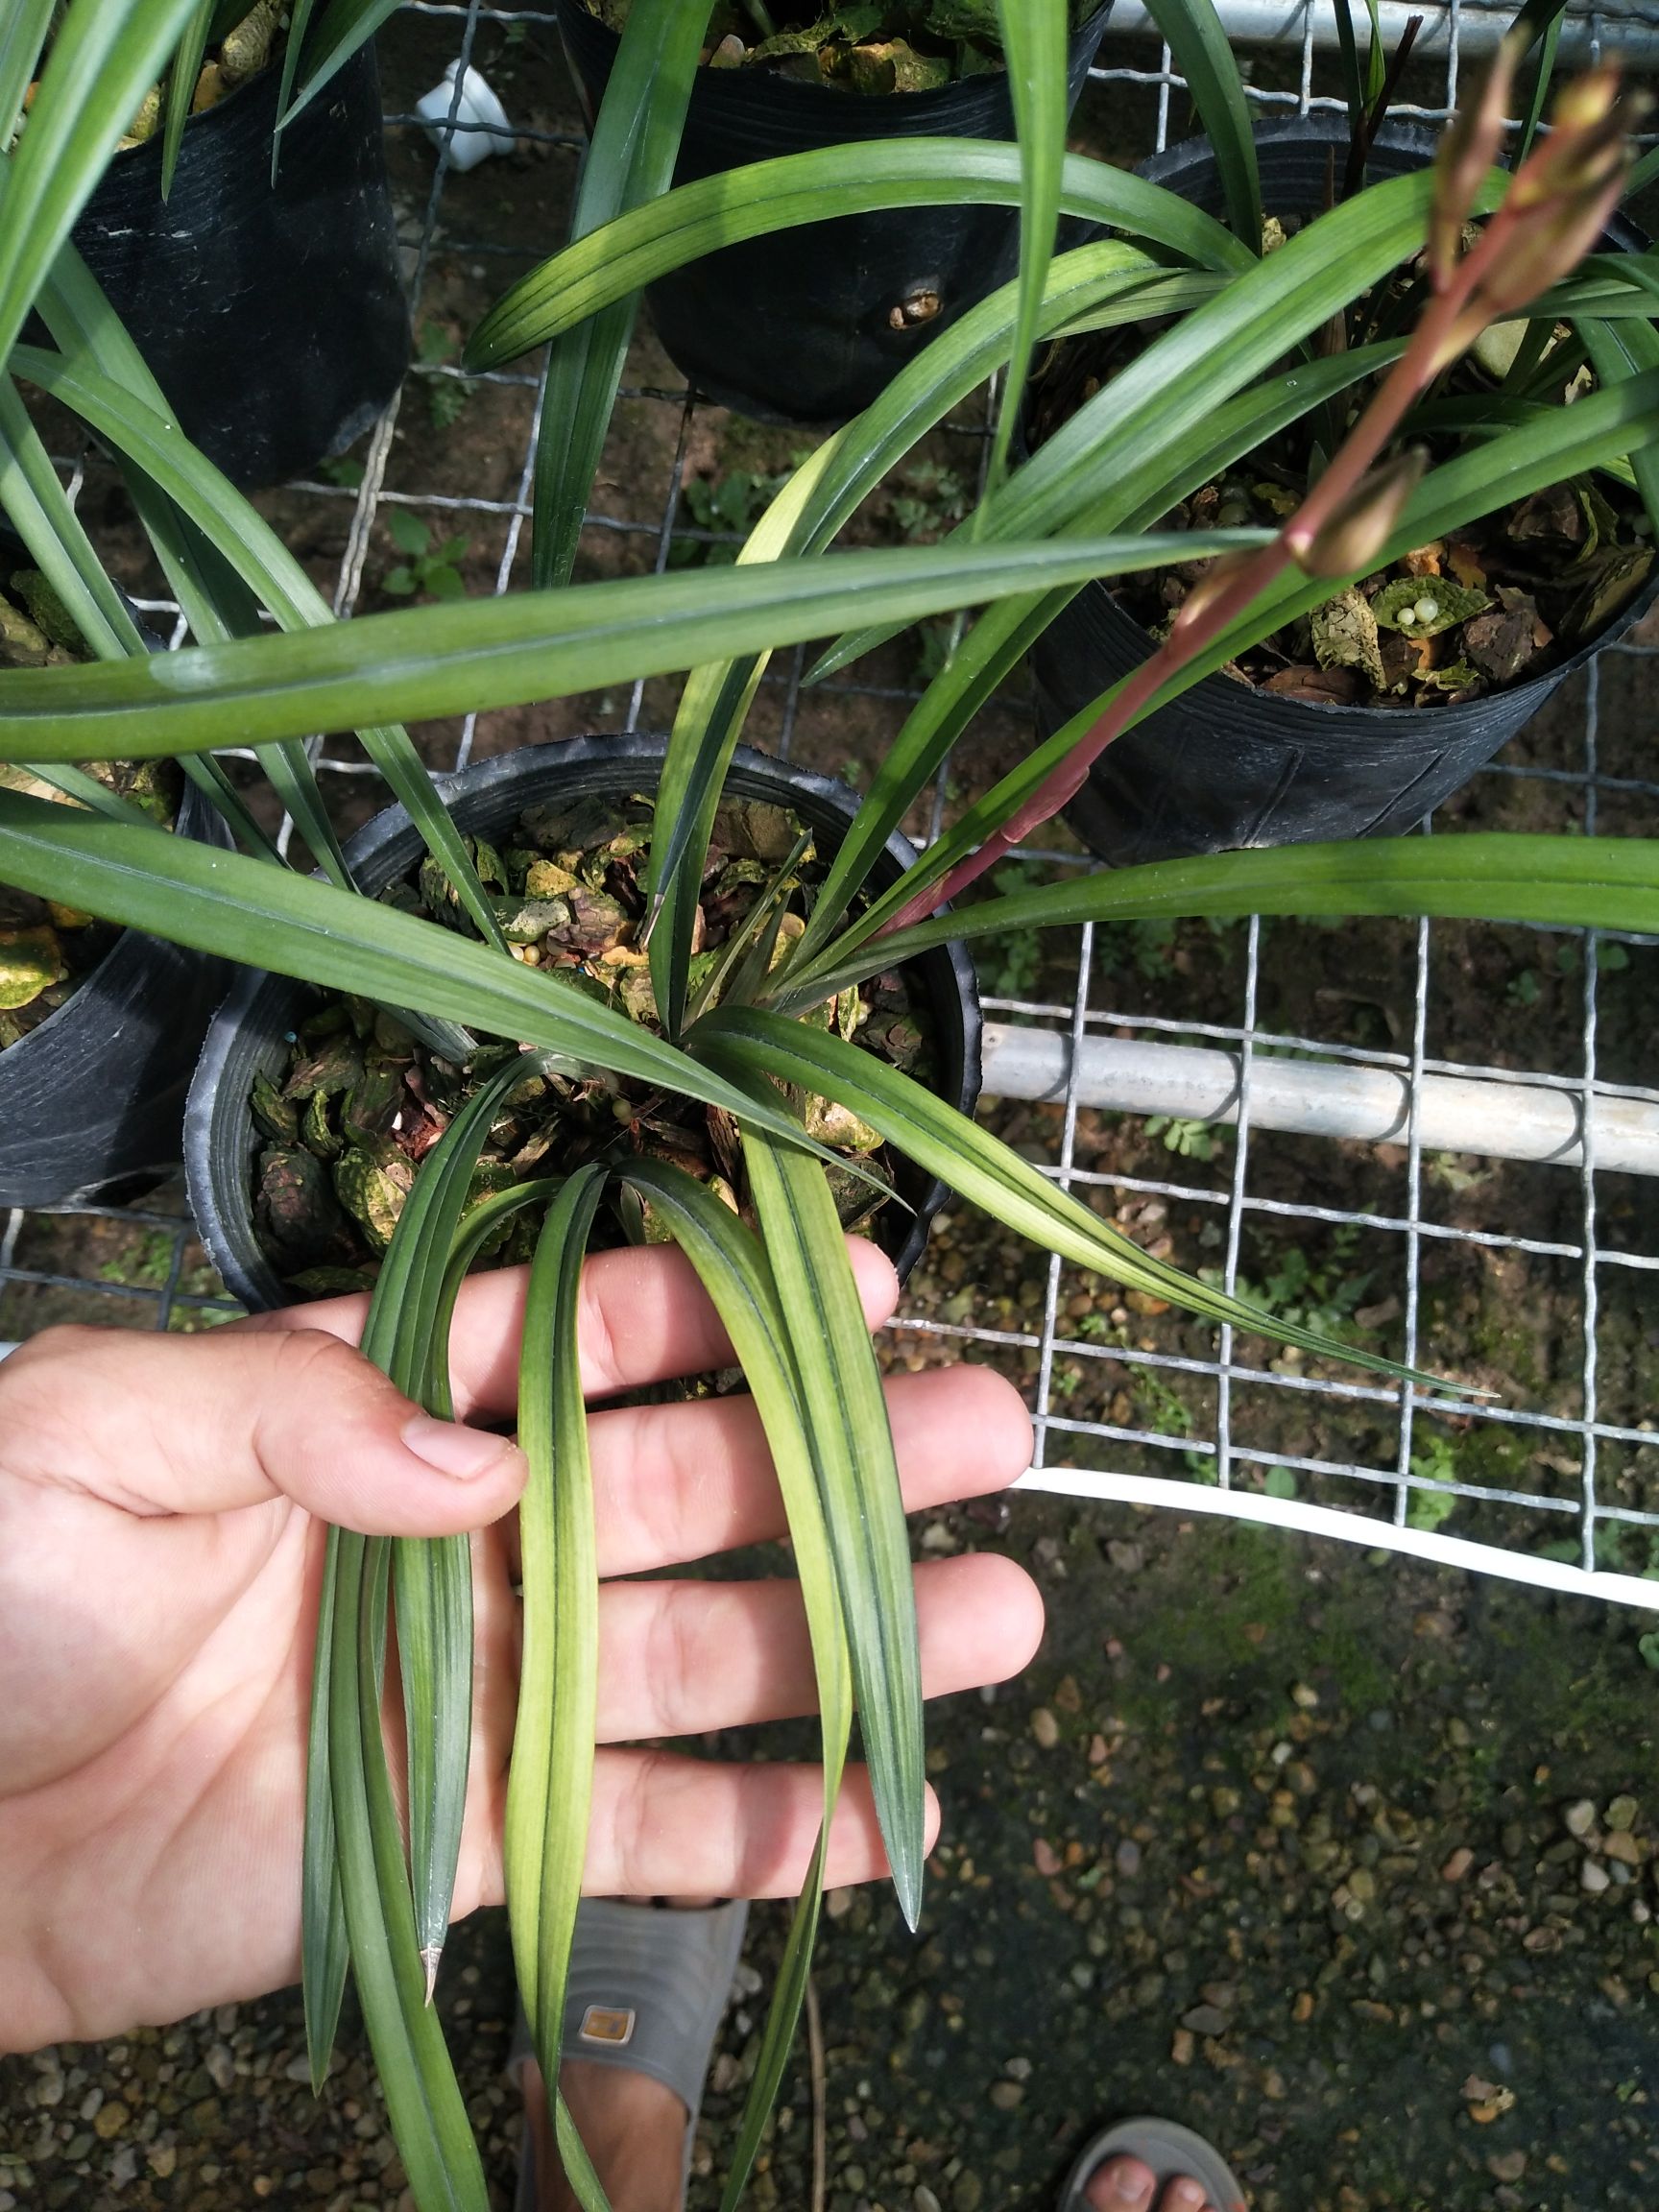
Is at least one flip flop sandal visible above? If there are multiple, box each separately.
[1058,2116,1248,2212]
[507,1896,751,2212]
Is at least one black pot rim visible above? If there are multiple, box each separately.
[1069,117,1659,728]
[187,734,982,1309]
[559,0,1112,119]
[1,772,220,1068]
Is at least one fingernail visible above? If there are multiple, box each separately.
[1103,2162,1154,2206]
[1166,2182,1207,2212]
[402,1413,522,1482]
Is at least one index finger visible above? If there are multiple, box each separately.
[235,1235,902,1420]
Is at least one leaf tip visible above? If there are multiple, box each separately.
[421,1944,441,2006]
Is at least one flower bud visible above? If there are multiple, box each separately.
[1479,164,1631,316]
[1431,39,1519,287]
[1289,449,1429,581]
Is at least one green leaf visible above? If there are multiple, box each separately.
[0,3,56,162]
[10,335,506,952]
[0,371,146,661]
[526,0,712,589]
[809,360,1659,957]
[813,164,1490,680]
[742,1130,926,1926]
[616,1161,853,2212]
[696,1006,1447,1386]
[364,1059,540,1991]
[116,469,346,877]
[301,1527,349,2092]
[0,524,1264,761]
[1578,317,1659,541]
[802,832,1659,970]
[0,790,859,1170]
[159,0,215,198]
[1513,0,1568,163]
[506,1166,609,2200]
[789,342,1404,973]
[984,0,1070,500]
[327,1529,490,2211]
[0,0,204,373]
[465,138,1249,371]
[648,439,846,1040]
[1139,0,1262,251]
[277,0,400,125]
[273,0,319,178]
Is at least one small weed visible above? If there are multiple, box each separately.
[382,509,469,601]
[1262,1464,1298,1499]
[668,466,796,566]
[99,1227,177,1288]
[417,320,470,432]
[1406,1431,1458,1529]
[1145,1114,1217,1163]
[1638,1631,1659,1671]
[1506,967,1541,1008]
[886,459,971,542]
[1556,937,1630,976]
[1101,917,1177,978]
[911,616,956,685]
[1132,1364,1190,1433]
[1222,1224,1377,1343]
[317,453,364,490]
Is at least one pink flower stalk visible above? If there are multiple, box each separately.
[881,47,1642,934]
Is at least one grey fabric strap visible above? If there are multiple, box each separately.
[559,1897,750,2118]
[1059,2116,1248,2212]
[511,1898,751,2212]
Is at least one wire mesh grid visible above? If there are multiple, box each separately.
[4,0,1659,1604]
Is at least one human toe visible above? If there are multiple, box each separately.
[1083,2156,1157,2208]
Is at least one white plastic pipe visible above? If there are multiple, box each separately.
[1019,1466,1659,1611]
[1111,0,1659,63]
[980,1022,1659,1177]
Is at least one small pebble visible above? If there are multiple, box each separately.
[1607,1794,1640,1832]
[1581,1857,1612,1894]
[1030,1707,1060,1750]
[1442,1847,1475,1882]
[1565,1798,1598,1839]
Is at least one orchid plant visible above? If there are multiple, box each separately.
[2,3,1658,2208]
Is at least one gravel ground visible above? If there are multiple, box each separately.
[7,1494,1658,2212]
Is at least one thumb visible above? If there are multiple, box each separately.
[0,1324,528,1536]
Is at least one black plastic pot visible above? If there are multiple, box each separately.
[186,736,982,1312]
[0,773,233,1210]
[556,1,1111,423]
[66,42,410,490]
[1032,117,1659,868]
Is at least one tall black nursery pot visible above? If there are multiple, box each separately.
[0,775,232,1210]
[186,736,982,1313]
[1032,117,1659,869]
[65,42,410,491]
[556,1,1111,424]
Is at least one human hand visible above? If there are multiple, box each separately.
[0,1239,1040,2052]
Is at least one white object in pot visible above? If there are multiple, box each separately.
[416,61,514,172]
